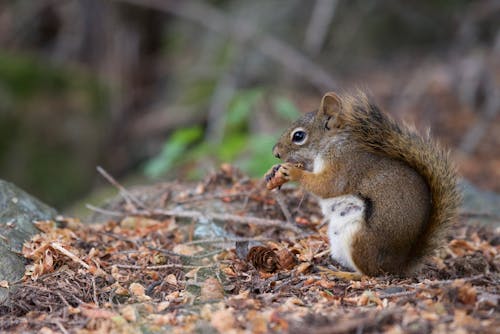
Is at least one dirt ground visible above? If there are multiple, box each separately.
[0,167,498,333]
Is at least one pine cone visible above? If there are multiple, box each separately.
[276,248,297,270]
[247,246,278,273]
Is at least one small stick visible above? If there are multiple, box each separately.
[145,208,303,233]
[92,276,99,307]
[378,290,418,299]
[86,204,302,233]
[419,274,485,287]
[50,242,90,270]
[115,263,213,270]
[86,204,123,217]
[147,246,223,259]
[56,291,71,307]
[273,191,294,224]
[96,166,147,211]
[181,236,271,246]
[175,190,254,204]
[53,321,69,334]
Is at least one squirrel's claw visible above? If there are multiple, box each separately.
[265,163,303,190]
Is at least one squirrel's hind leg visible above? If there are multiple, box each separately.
[320,195,365,275]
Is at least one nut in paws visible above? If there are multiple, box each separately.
[265,163,302,190]
[265,164,287,190]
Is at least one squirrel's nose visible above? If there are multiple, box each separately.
[272,144,281,159]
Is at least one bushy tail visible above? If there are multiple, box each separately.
[339,93,461,266]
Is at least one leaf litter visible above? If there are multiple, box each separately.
[0,165,498,333]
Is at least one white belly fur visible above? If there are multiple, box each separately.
[312,154,364,272]
[320,195,365,272]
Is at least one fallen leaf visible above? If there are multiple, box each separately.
[80,304,116,319]
[295,262,311,275]
[165,274,178,286]
[157,301,170,312]
[200,277,224,301]
[120,305,137,322]
[172,244,203,256]
[453,281,477,305]
[129,282,146,297]
[210,307,236,333]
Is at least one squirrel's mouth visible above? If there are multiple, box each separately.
[286,158,312,172]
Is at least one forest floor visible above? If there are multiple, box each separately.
[0,166,498,333]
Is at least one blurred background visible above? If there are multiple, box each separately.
[0,0,498,212]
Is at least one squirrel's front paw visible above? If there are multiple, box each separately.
[265,163,302,190]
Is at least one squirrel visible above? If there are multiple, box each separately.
[264,91,461,276]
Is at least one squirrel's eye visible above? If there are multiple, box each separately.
[291,130,307,145]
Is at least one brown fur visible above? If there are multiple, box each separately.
[268,91,461,276]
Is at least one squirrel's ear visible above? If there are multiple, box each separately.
[319,92,341,117]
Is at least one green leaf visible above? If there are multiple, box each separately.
[216,133,247,161]
[240,134,278,176]
[144,126,203,178]
[226,89,263,128]
[273,96,300,121]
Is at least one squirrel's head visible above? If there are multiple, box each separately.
[272,92,345,171]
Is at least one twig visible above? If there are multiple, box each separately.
[147,208,303,233]
[414,274,485,288]
[86,204,123,217]
[147,246,223,259]
[53,320,69,334]
[378,290,418,299]
[96,166,147,211]
[181,236,271,246]
[273,191,294,224]
[92,276,99,307]
[86,204,303,233]
[56,291,71,307]
[90,166,304,233]
[50,242,90,270]
[113,0,337,90]
[115,263,213,270]
[175,190,254,204]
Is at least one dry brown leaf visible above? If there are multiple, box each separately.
[200,277,224,301]
[453,309,480,327]
[220,265,237,277]
[448,239,476,256]
[295,262,311,275]
[453,281,477,305]
[210,307,236,333]
[129,282,146,297]
[276,248,297,270]
[39,327,57,334]
[269,310,289,332]
[420,311,439,321]
[185,268,199,278]
[357,291,382,307]
[172,244,203,256]
[247,309,269,334]
[33,220,57,233]
[157,301,170,312]
[120,305,137,322]
[148,313,175,326]
[165,274,178,286]
[80,304,116,319]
